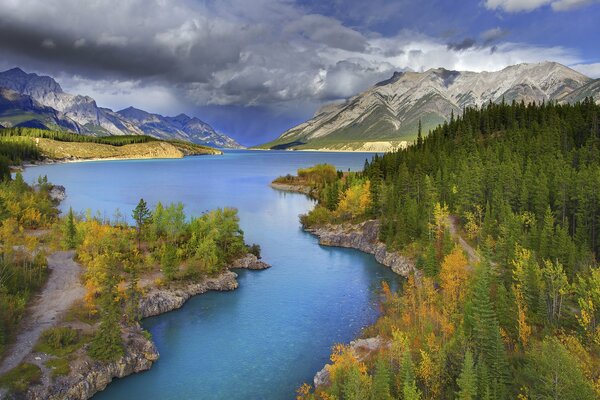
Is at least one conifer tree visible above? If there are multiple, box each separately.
[132,198,151,251]
[457,349,477,400]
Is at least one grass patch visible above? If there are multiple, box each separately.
[45,357,70,378]
[0,363,41,393]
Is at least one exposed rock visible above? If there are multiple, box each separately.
[0,67,242,148]
[48,185,66,202]
[229,253,270,270]
[307,220,415,277]
[313,337,390,388]
[26,326,158,400]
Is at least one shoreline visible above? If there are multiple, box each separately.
[20,254,270,400]
[19,153,219,169]
[269,182,314,196]
[305,220,415,277]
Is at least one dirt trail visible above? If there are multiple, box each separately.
[0,251,85,375]
[447,215,481,265]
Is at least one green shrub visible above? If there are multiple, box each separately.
[300,205,333,228]
[0,363,41,393]
[35,327,81,356]
[247,243,261,259]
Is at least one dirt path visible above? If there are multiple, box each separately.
[447,215,481,265]
[0,251,85,375]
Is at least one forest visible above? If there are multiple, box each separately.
[297,98,600,400]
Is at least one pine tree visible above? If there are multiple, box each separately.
[457,349,477,400]
[64,207,77,249]
[132,198,151,251]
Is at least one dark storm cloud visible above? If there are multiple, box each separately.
[446,38,476,51]
[0,19,176,81]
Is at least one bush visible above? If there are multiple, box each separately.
[247,243,262,259]
[0,363,41,393]
[300,205,333,228]
[35,327,81,357]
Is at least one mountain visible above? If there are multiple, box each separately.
[259,62,600,151]
[0,68,242,148]
[116,107,242,149]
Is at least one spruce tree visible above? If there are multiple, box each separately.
[132,198,151,251]
[64,207,77,249]
[457,349,477,400]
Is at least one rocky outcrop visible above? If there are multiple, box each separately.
[229,254,270,270]
[313,337,390,388]
[140,271,239,318]
[48,185,66,202]
[306,220,414,277]
[27,326,158,400]
[140,254,269,318]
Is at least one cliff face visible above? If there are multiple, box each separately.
[306,220,414,277]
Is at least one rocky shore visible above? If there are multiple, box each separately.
[19,254,269,400]
[306,220,415,277]
[269,182,314,196]
[141,254,269,318]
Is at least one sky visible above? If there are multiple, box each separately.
[0,0,599,145]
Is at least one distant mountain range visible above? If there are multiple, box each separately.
[0,68,242,149]
[258,62,600,151]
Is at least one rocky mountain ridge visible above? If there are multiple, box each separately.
[0,68,242,148]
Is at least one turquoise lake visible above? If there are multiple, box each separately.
[23,150,401,400]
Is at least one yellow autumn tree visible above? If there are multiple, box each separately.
[336,180,372,219]
[440,245,470,317]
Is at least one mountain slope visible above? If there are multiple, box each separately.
[0,87,80,131]
[0,68,242,148]
[259,62,599,150]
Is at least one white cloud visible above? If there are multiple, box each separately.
[484,0,599,12]
[570,63,600,78]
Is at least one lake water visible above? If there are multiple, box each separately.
[23,150,401,400]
